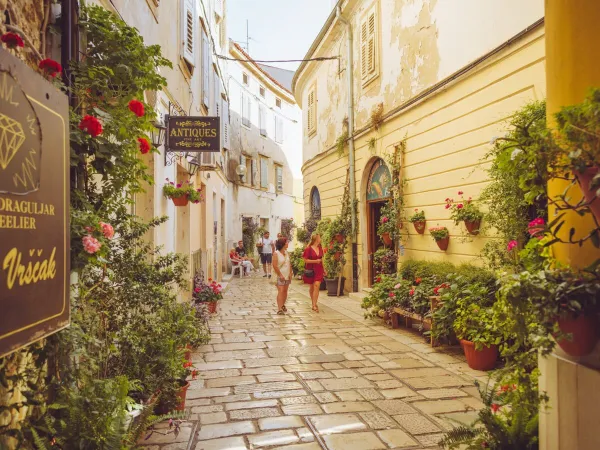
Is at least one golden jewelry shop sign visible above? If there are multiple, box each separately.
[167,116,220,152]
[0,48,69,357]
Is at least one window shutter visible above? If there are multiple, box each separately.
[259,105,267,136]
[242,92,251,127]
[260,157,268,188]
[251,158,258,186]
[215,0,223,17]
[307,90,314,132]
[202,29,210,108]
[360,19,368,79]
[367,10,376,74]
[213,68,220,117]
[276,166,283,192]
[182,0,195,66]
[275,116,283,143]
[222,100,230,150]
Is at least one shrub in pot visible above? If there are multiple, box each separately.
[373,248,397,276]
[453,284,500,371]
[446,191,484,235]
[409,208,426,234]
[163,179,203,206]
[429,226,450,251]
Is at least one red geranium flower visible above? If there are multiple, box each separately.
[409,288,415,296]
[458,190,464,195]
[39,59,62,78]
[183,361,193,368]
[1,32,24,49]
[138,137,151,154]
[456,204,464,209]
[445,204,451,209]
[389,292,395,298]
[78,115,103,137]
[491,403,500,413]
[128,99,145,117]
[415,277,422,285]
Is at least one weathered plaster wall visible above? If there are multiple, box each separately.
[301,15,546,289]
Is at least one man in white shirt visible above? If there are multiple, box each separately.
[259,231,275,278]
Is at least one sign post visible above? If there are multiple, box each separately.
[0,48,70,357]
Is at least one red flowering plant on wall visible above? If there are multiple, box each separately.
[39,59,62,78]
[445,191,484,225]
[1,32,24,49]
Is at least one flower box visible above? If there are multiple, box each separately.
[464,219,481,235]
[171,194,189,207]
[461,339,498,371]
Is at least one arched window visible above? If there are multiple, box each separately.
[310,187,321,220]
[366,158,392,201]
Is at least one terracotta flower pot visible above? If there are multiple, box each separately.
[334,251,342,261]
[171,195,189,207]
[464,220,481,235]
[207,302,217,314]
[555,314,599,357]
[435,237,449,251]
[334,233,345,243]
[461,339,498,371]
[574,167,600,223]
[174,380,191,411]
[381,232,393,247]
[413,221,426,234]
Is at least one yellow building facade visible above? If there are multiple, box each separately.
[294,0,545,290]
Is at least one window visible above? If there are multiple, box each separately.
[259,105,267,137]
[259,86,266,97]
[251,158,258,186]
[310,187,321,220]
[275,165,283,193]
[307,85,316,135]
[242,92,251,127]
[242,72,249,85]
[201,27,210,108]
[260,157,268,189]
[240,155,247,183]
[360,6,378,85]
[181,0,196,71]
[274,115,283,143]
[276,98,282,108]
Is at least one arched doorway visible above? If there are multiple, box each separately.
[310,186,321,220]
[365,159,392,286]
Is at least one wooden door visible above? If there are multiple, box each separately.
[367,201,386,286]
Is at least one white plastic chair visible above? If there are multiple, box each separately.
[230,257,243,278]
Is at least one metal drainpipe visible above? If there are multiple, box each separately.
[336,6,358,293]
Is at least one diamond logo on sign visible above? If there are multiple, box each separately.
[0,113,26,169]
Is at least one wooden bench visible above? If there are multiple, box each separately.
[391,296,442,347]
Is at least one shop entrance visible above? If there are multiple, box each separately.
[365,159,393,287]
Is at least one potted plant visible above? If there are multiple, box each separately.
[192,277,223,314]
[429,226,450,251]
[446,191,484,235]
[555,88,600,222]
[409,208,426,234]
[329,216,347,243]
[163,179,203,206]
[323,240,346,296]
[377,202,399,247]
[373,248,397,275]
[453,285,500,371]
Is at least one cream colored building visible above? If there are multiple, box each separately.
[95,0,232,292]
[225,42,304,254]
[294,0,545,290]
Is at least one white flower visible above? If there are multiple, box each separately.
[489,136,499,145]
[511,148,523,160]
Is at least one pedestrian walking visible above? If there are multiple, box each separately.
[302,233,326,313]
[259,231,275,278]
[272,238,292,314]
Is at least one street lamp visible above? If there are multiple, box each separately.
[185,153,201,177]
[150,117,167,148]
[235,163,247,183]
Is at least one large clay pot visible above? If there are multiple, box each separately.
[555,314,599,357]
[464,220,481,235]
[325,277,346,296]
[413,221,426,234]
[174,380,191,411]
[171,195,189,207]
[334,233,345,243]
[435,237,449,251]
[461,339,498,371]
[574,167,600,222]
[207,302,217,314]
[381,232,393,247]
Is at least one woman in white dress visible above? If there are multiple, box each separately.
[272,238,292,314]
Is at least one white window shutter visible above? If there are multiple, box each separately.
[213,68,220,117]
[367,10,376,75]
[222,100,230,150]
[202,29,210,108]
[182,0,195,66]
[360,19,368,80]
[215,0,223,18]
[259,105,267,136]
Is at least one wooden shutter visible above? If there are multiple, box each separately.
[222,99,230,150]
[307,89,315,133]
[182,0,195,66]
[276,166,283,192]
[242,92,251,127]
[360,19,368,80]
[251,158,258,186]
[367,10,376,74]
[202,29,210,108]
[361,7,377,81]
[259,105,267,136]
[260,157,268,188]
[213,68,220,117]
[275,116,283,143]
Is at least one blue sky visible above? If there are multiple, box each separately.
[227,0,335,71]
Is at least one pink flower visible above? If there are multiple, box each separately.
[389,292,395,298]
[381,217,389,223]
[414,208,418,212]
[394,283,401,289]
[82,235,101,254]
[457,204,464,209]
[445,204,451,209]
[528,218,545,228]
[507,240,518,252]
[99,222,115,239]
[194,287,201,293]
[458,190,464,195]
[85,226,95,233]
[176,183,182,188]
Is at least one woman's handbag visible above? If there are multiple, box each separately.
[303,269,315,278]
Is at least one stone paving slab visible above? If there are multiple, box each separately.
[145,276,485,450]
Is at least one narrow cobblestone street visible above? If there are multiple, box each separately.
[142,275,487,450]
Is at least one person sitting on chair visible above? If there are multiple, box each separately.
[230,248,253,275]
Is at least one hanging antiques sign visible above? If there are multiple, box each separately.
[167,116,220,152]
[0,48,70,357]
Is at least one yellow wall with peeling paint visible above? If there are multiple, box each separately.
[296,0,546,290]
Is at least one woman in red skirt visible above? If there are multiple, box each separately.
[303,233,326,312]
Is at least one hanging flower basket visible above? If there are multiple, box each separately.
[171,195,189,207]
[436,237,449,251]
[574,167,600,222]
[413,221,426,234]
[555,314,599,357]
[464,219,481,235]
[461,340,498,371]
[429,227,450,251]
[381,232,393,247]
